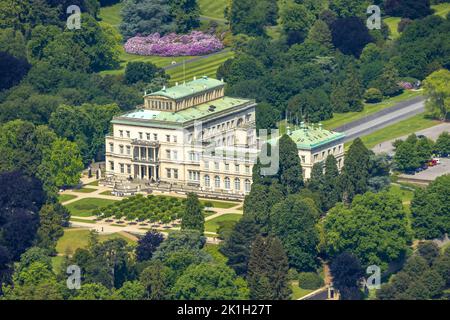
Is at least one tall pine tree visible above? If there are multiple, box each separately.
[181,193,204,233]
[322,155,341,211]
[277,134,303,194]
[339,138,372,203]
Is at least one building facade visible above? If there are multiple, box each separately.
[105,77,345,199]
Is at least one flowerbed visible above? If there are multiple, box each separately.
[124,31,224,57]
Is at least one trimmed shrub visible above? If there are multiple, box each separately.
[364,88,383,103]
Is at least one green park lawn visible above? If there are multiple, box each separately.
[198,0,228,20]
[359,113,439,149]
[322,91,423,130]
[205,213,242,233]
[433,3,450,18]
[203,243,228,264]
[64,198,118,217]
[201,199,240,209]
[290,281,314,300]
[98,2,124,31]
[166,50,234,85]
[56,228,136,255]
[58,194,77,203]
[389,184,415,205]
[384,17,401,40]
[86,180,99,186]
[72,187,97,193]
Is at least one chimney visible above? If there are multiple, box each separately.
[318,123,323,130]
[175,82,179,86]
[162,86,166,92]
[193,76,197,81]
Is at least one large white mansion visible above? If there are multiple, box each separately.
[105,77,345,199]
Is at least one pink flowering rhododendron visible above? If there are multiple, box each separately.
[124,31,224,57]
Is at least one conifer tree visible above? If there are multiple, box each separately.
[220,216,259,276]
[339,138,371,203]
[181,193,204,234]
[277,134,303,194]
[266,236,291,300]
[322,155,341,211]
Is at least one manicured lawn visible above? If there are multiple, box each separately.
[99,2,124,30]
[201,199,240,209]
[100,190,114,196]
[166,50,234,84]
[359,113,439,149]
[384,17,401,40]
[290,281,314,300]
[205,214,242,233]
[72,187,97,193]
[389,184,415,205]
[56,228,136,255]
[86,180,99,186]
[433,3,450,18]
[198,0,227,20]
[322,91,423,130]
[58,194,77,203]
[64,198,118,217]
[70,217,97,224]
[203,243,227,264]
[51,255,64,274]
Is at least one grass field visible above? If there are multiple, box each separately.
[203,243,227,264]
[86,180,99,186]
[205,213,242,233]
[58,194,77,203]
[166,50,234,84]
[64,198,118,217]
[72,187,97,193]
[384,17,401,40]
[433,3,450,18]
[201,199,240,209]
[290,281,314,300]
[56,228,136,255]
[198,0,227,20]
[99,2,124,30]
[359,113,439,149]
[389,184,415,205]
[321,91,423,130]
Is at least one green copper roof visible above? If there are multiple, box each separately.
[146,77,225,100]
[112,97,255,128]
[271,125,345,150]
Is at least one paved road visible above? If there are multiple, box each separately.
[336,96,426,142]
[372,122,450,155]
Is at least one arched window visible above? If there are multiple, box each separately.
[215,176,221,188]
[234,178,240,191]
[245,179,251,193]
[204,175,210,187]
[224,177,231,189]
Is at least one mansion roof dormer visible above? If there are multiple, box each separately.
[143,77,225,112]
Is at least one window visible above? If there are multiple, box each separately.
[245,166,250,174]
[109,143,114,153]
[204,175,210,187]
[126,131,130,138]
[109,161,114,171]
[225,163,230,171]
[224,177,231,189]
[146,133,150,140]
[173,135,177,143]
[119,145,124,154]
[119,130,123,137]
[166,135,170,142]
[301,155,306,163]
[214,162,219,170]
[173,150,178,160]
[153,134,158,141]
[189,152,200,161]
[166,150,171,159]
[234,178,240,191]
[189,171,200,181]
[314,154,318,161]
[139,132,143,139]
[215,176,220,188]
[173,169,178,179]
[126,146,131,155]
[235,164,240,173]
[127,165,131,174]
[245,179,251,192]
[120,163,124,174]
[204,161,209,170]
[166,169,171,178]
